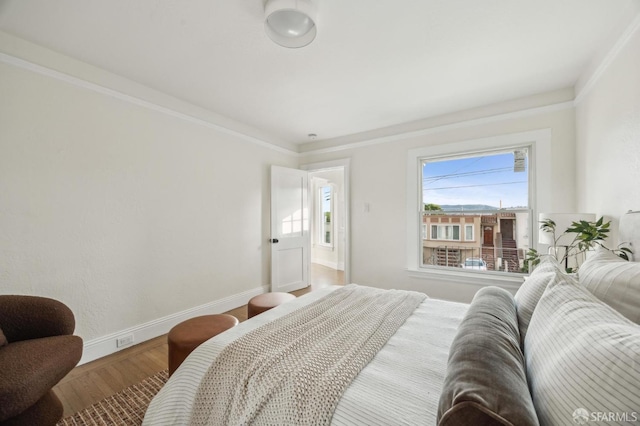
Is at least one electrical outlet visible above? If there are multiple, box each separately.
[116,334,134,348]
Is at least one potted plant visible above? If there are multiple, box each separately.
[522,216,632,273]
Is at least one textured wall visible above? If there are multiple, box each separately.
[576,24,640,244]
[0,59,296,342]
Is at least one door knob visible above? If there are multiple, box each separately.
[270,238,279,243]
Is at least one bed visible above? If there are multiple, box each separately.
[144,212,640,426]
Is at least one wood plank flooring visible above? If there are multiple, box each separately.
[54,263,344,417]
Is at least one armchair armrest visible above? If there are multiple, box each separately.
[0,295,76,342]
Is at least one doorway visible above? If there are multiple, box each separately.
[483,226,494,246]
[304,160,349,288]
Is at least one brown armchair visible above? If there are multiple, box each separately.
[0,295,83,425]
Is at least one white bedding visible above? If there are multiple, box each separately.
[143,286,468,425]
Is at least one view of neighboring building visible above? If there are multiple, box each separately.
[422,211,530,272]
[421,148,530,273]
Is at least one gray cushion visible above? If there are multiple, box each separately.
[578,247,640,323]
[514,256,570,344]
[438,286,539,426]
[525,273,640,425]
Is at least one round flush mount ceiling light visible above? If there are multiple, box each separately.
[264,0,317,48]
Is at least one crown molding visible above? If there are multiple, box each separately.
[5,8,638,160]
[574,12,640,105]
[301,11,640,157]
[300,101,574,156]
[0,51,298,157]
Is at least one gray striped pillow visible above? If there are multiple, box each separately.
[514,256,567,344]
[579,247,640,323]
[525,275,640,426]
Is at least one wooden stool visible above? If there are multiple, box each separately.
[247,292,296,318]
[167,314,238,376]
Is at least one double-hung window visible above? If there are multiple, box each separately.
[464,224,474,241]
[317,184,333,247]
[421,148,530,273]
[407,130,551,279]
[431,224,460,241]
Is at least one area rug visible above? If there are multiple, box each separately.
[57,370,168,426]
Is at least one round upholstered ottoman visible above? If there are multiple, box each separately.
[247,292,296,318]
[167,314,238,376]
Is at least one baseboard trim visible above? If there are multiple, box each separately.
[79,285,269,365]
[311,259,340,270]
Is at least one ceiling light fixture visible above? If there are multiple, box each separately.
[264,0,317,48]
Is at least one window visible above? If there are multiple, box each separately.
[318,185,333,247]
[465,224,474,241]
[431,224,460,241]
[407,129,552,280]
[421,149,530,273]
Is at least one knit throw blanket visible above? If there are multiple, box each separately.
[189,284,426,426]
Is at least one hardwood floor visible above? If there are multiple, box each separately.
[310,262,346,287]
[54,263,344,417]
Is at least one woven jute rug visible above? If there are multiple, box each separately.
[57,370,168,426]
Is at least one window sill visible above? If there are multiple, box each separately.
[406,267,524,290]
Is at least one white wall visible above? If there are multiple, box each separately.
[0,36,297,361]
[575,20,640,244]
[303,101,577,303]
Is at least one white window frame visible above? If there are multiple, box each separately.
[317,184,334,248]
[405,129,552,288]
[431,224,461,241]
[464,224,474,241]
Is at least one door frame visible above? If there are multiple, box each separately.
[483,226,494,246]
[301,158,351,284]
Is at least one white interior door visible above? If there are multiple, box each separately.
[270,166,309,292]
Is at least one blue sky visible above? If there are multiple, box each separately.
[321,186,331,212]
[422,150,528,209]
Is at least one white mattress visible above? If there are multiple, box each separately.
[143,286,468,425]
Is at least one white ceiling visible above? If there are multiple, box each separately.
[1,0,638,145]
